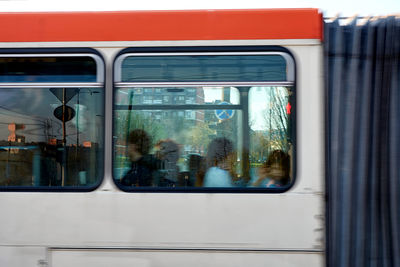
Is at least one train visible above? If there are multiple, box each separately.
[0,8,398,267]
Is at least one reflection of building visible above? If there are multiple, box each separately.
[121,87,206,123]
[8,123,25,142]
[0,140,100,187]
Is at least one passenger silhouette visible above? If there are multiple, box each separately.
[120,129,159,187]
[203,137,235,187]
[154,139,180,187]
[253,150,290,188]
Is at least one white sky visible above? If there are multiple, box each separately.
[0,0,398,17]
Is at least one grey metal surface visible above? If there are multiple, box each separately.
[325,17,400,267]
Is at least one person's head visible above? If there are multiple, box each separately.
[206,137,235,169]
[263,150,290,183]
[127,129,151,160]
[156,139,180,163]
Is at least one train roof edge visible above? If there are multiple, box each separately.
[0,9,323,42]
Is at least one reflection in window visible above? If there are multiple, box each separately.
[0,87,104,188]
[114,52,294,191]
[120,55,288,82]
[114,87,244,187]
[0,56,97,83]
[113,86,293,189]
[248,87,293,188]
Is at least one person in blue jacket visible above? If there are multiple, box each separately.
[203,137,235,187]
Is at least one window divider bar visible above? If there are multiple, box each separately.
[115,82,294,88]
[0,83,103,88]
[114,104,243,110]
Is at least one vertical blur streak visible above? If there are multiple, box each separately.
[325,16,400,267]
[62,88,66,187]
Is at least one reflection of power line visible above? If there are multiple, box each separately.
[21,126,47,136]
[0,122,45,126]
[0,105,45,123]
[44,119,51,140]
[75,89,100,146]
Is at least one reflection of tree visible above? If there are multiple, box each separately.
[264,87,290,152]
[250,87,291,162]
[186,122,214,153]
[116,111,167,146]
[250,130,269,161]
[168,116,185,140]
[215,118,236,139]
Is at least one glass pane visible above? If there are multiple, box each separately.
[0,87,104,188]
[114,85,293,190]
[114,86,247,188]
[115,87,240,106]
[120,55,287,82]
[248,86,293,188]
[0,57,97,83]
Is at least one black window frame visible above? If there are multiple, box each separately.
[0,48,106,192]
[112,46,296,193]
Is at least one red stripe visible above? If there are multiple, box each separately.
[0,9,323,42]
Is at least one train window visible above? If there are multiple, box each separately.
[0,53,104,190]
[0,56,98,83]
[248,86,293,187]
[116,54,289,82]
[113,50,294,192]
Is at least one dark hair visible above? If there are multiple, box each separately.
[157,139,180,163]
[265,150,290,183]
[206,137,234,167]
[128,129,151,155]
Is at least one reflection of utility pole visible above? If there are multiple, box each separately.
[49,87,80,187]
[61,88,66,186]
[76,89,80,148]
[62,88,67,147]
[240,87,250,183]
[125,91,134,159]
[75,89,81,173]
[75,89,100,147]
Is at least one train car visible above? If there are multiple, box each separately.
[0,9,324,267]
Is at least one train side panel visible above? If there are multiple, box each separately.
[0,41,324,266]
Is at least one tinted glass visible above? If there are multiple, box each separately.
[113,86,293,189]
[0,87,104,188]
[0,57,97,82]
[120,55,287,82]
[248,86,293,188]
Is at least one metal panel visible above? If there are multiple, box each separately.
[51,249,323,267]
[0,44,324,266]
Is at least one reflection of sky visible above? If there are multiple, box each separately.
[0,88,102,144]
[203,87,240,104]
[0,89,58,143]
[117,87,241,104]
[249,87,269,131]
[249,87,288,131]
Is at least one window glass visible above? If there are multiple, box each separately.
[120,55,287,82]
[0,57,97,83]
[248,86,293,188]
[0,55,104,189]
[113,85,293,189]
[0,87,104,188]
[114,51,294,191]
